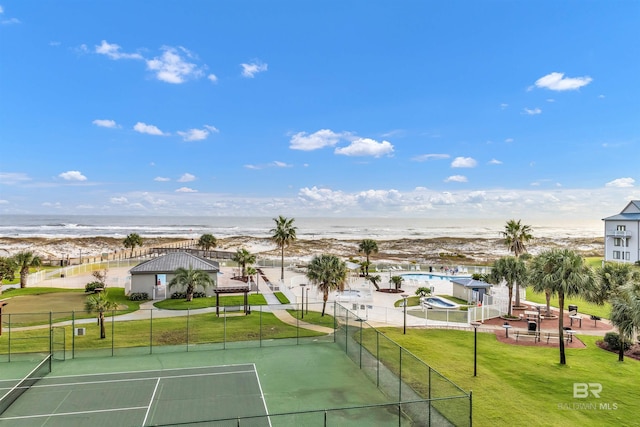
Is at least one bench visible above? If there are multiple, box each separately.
[545,331,575,343]
[515,330,539,342]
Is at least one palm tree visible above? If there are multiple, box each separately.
[593,263,640,361]
[306,254,347,316]
[233,248,256,279]
[13,251,42,288]
[488,256,527,316]
[123,233,143,258]
[366,274,382,291]
[85,292,118,339]
[246,266,258,292]
[168,265,214,301]
[501,219,533,307]
[529,249,597,365]
[197,233,217,251]
[270,216,297,281]
[390,275,404,291]
[416,287,431,297]
[609,285,640,362]
[358,239,378,276]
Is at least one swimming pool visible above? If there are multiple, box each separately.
[401,273,470,281]
[420,296,459,309]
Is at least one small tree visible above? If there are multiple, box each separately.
[197,234,217,251]
[232,248,256,279]
[14,251,42,289]
[246,266,258,292]
[358,239,378,276]
[85,292,118,339]
[92,268,109,289]
[306,254,347,316]
[168,266,214,302]
[0,257,16,293]
[501,219,533,307]
[123,233,143,258]
[270,216,297,281]
[416,287,431,297]
[366,274,382,291]
[390,275,404,291]
[488,257,527,316]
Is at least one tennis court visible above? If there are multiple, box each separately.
[0,359,270,426]
[0,343,430,426]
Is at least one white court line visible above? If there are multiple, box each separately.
[0,406,148,421]
[31,369,256,390]
[45,363,255,381]
[252,363,272,427]
[141,377,161,427]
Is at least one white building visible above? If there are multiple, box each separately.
[602,200,640,264]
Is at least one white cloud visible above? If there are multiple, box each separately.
[505,138,514,143]
[523,107,542,115]
[110,197,128,205]
[58,171,87,181]
[0,172,31,185]
[241,61,268,78]
[273,161,291,168]
[154,177,170,182]
[444,175,468,183]
[208,74,218,83]
[451,157,477,168]
[133,122,166,136]
[334,138,394,158]
[289,129,342,151]
[178,173,196,182]
[175,187,197,193]
[500,103,508,109]
[92,119,118,128]
[412,154,450,162]
[204,125,219,133]
[488,159,502,165]
[534,72,593,91]
[177,128,208,141]
[95,40,143,60]
[146,46,203,84]
[605,177,635,188]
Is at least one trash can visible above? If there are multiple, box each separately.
[528,321,537,332]
[568,304,578,313]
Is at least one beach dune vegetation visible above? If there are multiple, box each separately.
[306,254,347,316]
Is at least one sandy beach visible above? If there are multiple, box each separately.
[0,234,604,266]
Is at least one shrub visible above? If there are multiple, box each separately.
[85,281,103,293]
[170,291,206,299]
[604,332,631,352]
[128,292,149,301]
[415,287,431,297]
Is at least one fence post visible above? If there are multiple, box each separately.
[186,308,190,352]
[111,310,115,357]
[149,309,153,354]
[72,311,75,359]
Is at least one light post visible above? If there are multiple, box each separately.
[305,286,309,315]
[300,284,306,319]
[470,321,481,377]
[401,294,409,334]
[0,302,7,336]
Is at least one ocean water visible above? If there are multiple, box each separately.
[0,215,603,240]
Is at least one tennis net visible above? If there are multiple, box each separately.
[0,354,51,415]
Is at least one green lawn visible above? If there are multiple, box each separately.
[526,290,611,319]
[154,294,267,309]
[379,328,639,427]
[286,309,336,328]
[274,291,290,304]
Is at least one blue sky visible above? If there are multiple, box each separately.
[1,1,638,220]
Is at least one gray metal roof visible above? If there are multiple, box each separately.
[130,252,220,275]
[603,200,640,220]
[451,278,492,288]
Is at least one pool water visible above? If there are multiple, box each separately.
[401,273,470,281]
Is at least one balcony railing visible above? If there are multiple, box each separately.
[606,230,632,238]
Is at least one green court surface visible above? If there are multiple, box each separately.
[0,344,414,426]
